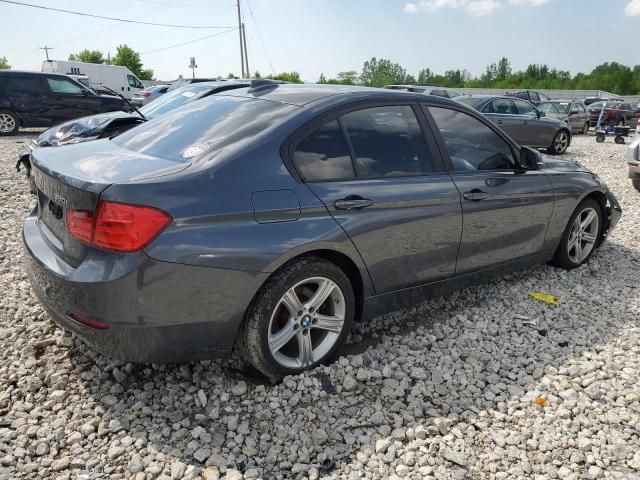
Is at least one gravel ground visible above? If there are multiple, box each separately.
[0,132,639,480]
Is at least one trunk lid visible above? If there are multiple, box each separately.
[30,139,189,266]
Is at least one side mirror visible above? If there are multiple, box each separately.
[537,110,545,118]
[520,146,544,170]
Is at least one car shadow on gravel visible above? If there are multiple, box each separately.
[63,239,639,479]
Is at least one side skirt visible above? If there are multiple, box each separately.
[361,250,554,320]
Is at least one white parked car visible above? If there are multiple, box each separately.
[42,60,145,99]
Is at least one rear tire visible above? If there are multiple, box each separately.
[596,133,605,143]
[550,198,602,270]
[547,130,570,155]
[0,110,19,135]
[614,135,625,144]
[238,256,355,381]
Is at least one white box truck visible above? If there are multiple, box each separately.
[42,60,145,99]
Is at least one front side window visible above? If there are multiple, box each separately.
[127,75,143,89]
[293,120,355,181]
[516,91,528,100]
[341,106,433,178]
[483,99,516,115]
[513,99,538,116]
[539,102,560,114]
[428,106,515,172]
[46,78,83,94]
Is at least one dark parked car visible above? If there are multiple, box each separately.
[384,85,462,98]
[581,97,622,106]
[456,95,572,155]
[16,80,251,175]
[588,101,640,127]
[0,71,129,135]
[538,100,590,134]
[628,136,640,192]
[23,83,621,380]
[505,90,550,106]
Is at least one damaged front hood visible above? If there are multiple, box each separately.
[35,112,142,147]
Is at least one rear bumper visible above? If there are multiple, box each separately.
[23,211,267,363]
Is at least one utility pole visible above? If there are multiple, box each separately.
[40,46,53,61]
[242,23,249,78]
[236,0,245,78]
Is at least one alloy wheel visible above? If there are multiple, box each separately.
[567,207,599,264]
[0,113,16,133]
[268,276,346,369]
[554,131,569,153]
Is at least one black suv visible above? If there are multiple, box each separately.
[0,71,130,135]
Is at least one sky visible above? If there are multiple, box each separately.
[2,0,640,82]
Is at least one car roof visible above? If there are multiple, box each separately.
[0,70,76,79]
[220,83,452,107]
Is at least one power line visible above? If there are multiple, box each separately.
[135,0,235,7]
[245,0,275,74]
[141,27,238,54]
[0,0,233,28]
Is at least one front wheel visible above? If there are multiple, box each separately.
[547,130,570,155]
[0,110,19,135]
[239,257,354,380]
[550,198,602,270]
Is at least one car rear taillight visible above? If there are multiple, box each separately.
[142,92,151,97]
[68,313,109,330]
[67,201,171,253]
[604,108,616,116]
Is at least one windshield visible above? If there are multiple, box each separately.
[113,95,296,163]
[552,102,570,113]
[139,83,215,119]
[455,97,486,109]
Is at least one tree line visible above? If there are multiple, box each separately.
[315,57,640,95]
[2,52,639,94]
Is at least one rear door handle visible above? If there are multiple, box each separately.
[463,190,490,202]
[496,119,503,124]
[334,196,374,210]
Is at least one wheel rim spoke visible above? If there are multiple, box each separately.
[580,210,596,230]
[297,331,314,367]
[281,288,303,316]
[305,279,336,312]
[582,232,597,243]
[313,314,344,333]
[269,321,297,353]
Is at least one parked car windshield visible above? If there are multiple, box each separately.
[113,95,295,163]
[551,102,571,113]
[455,97,486,109]
[139,84,216,119]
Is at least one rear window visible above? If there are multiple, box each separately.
[139,83,219,119]
[113,95,295,163]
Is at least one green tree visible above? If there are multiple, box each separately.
[111,44,154,80]
[0,56,9,70]
[318,73,327,84]
[336,70,358,85]
[253,70,262,79]
[68,49,105,64]
[268,72,302,83]
[360,57,406,87]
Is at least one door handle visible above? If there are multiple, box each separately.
[334,196,374,210]
[497,119,503,124]
[463,190,490,202]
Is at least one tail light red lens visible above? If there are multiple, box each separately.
[68,313,109,330]
[142,92,151,97]
[67,201,171,253]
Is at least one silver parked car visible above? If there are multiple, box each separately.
[132,84,169,106]
[457,95,572,155]
[628,135,640,191]
[538,100,590,134]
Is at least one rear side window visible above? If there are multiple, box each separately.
[483,99,516,115]
[430,89,447,97]
[530,92,540,102]
[516,92,528,100]
[46,78,83,94]
[114,95,295,163]
[5,76,42,93]
[341,106,433,178]
[294,120,354,181]
[428,106,515,171]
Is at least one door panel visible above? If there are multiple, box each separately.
[307,177,462,292]
[451,171,555,272]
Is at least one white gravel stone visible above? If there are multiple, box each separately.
[0,134,639,479]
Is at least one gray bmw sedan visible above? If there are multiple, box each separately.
[24,81,621,380]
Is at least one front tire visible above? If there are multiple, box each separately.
[0,110,19,135]
[550,198,602,270]
[239,256,354,381]
[547,130,570,155]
